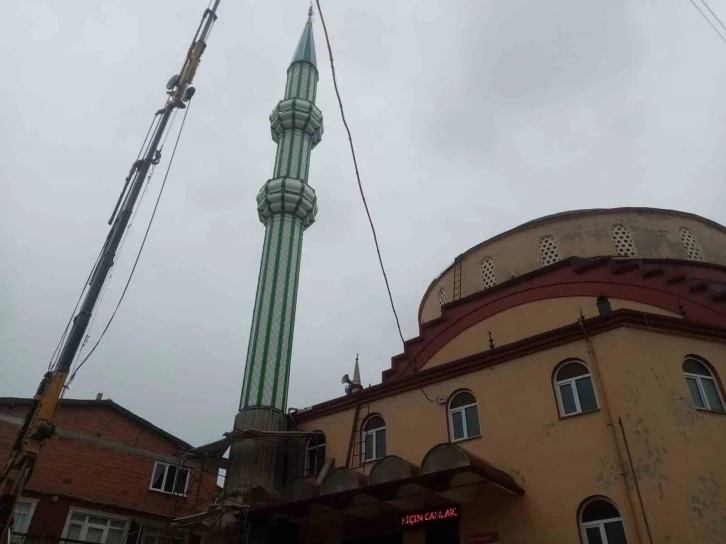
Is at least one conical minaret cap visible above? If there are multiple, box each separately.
[352,356,361,386]
[291,8,317,67]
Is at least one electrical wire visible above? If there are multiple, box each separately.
[314,0,405,346]
[700,0,726,33]
[688,0,726,45]
[67,101,193,386]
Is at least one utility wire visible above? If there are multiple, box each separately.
[314,0,405,346]
[67,101,193,386]
[700,0,726,33]
[688,0,726,45]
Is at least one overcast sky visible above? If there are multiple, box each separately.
[3,0,726,448]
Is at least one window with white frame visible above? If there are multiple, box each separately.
[679,227,704,260]
[140,526,186,544]
[610,224,637,257]
[580,498,628,544]
[62,510,129,544]
[438,288,447,307]
[539,236,560,266]
[149,461,190,496]
[480,257,497,289]
[554,360,599,417]
[683,357,725,413]
[304,432,326,477]
[448,391,481,441]
[361,415,386,462]
[8,498,37,544]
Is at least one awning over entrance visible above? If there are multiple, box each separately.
[254,443,523,525]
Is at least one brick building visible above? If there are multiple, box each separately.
[0,397,221,544]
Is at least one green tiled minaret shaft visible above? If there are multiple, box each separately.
[240,10,323,412]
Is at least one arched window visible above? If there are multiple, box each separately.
[610,224,637,257]
[579,498,628,544]
[438,288,447,307]
[679,227,704,261]
[480,257,497,288]
[304,432,326,476]
[448,391,481,441]
[362,415,386,462]
[554,360,599,416]
[683,357,725,413]
[539,236,560,266]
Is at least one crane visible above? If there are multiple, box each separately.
[0,2,220,542]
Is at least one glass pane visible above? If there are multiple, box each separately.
[583,500,621,522]
[151,464,166,490]
[109,521,126,529]
[585,527,604,544]
[66,525,82,541]
[701,378,725,413]
[71,514,86,522]
[577,377,598,412]
[88,517,108,527]
[686,377,706,409]
[85,527,104,544]
[559,383,577,415]
[464,406,481,437]
[315,445,326,472]
[451,410,465,440]
[376,428,386,458]
[306,448,316,474]
[450,392,476,409]
[106,529,125,544]
[173,470,188,495]
[364,416,384,431]
[164,466,178,493]
[364,432,373,460]
[557,362,589,380]
[603,521,628,544]
[12,513,27,532]
[683,359,710,376]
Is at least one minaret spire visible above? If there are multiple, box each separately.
[239,12,323,413]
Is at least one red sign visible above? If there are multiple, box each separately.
[400,506,459,528]
[460,533,499,544]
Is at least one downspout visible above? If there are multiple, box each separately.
[618,417,654,544]
[578,318,650,544]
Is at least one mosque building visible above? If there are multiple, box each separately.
[184,11,726,544]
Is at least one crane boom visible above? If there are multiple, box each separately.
[0,2,220,541]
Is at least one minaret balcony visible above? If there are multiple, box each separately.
[269,98,324,148]
[256,176,318,229]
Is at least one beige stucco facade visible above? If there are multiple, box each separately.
[255,208,726,544]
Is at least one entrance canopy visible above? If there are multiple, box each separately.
[252,443,523,525]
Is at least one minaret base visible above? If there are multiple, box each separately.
[226,407,289,504]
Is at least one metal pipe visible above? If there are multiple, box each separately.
[618,417,655,544]
[578,318,646,544]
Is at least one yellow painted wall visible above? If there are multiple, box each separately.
[420,210,726,322]
[297,328,726,543]
[424,297,680,369]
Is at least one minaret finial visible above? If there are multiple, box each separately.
[308,1,314,21]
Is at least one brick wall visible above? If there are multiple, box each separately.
[0,403,219,520]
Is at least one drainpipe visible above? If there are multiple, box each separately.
[578,318,650,544]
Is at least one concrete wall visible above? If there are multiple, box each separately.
[297,329,726,543]
[421,209,726,322]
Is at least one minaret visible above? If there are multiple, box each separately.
[241,9,322,412]
[226,9,323,504]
